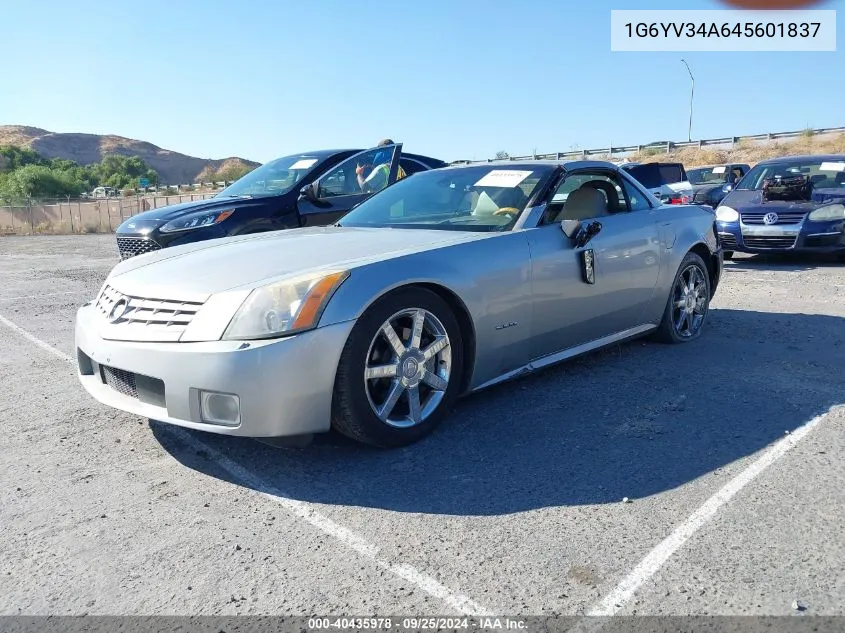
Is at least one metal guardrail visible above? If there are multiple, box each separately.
[451,126,845,165]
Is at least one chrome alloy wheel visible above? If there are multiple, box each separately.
[672,264,708,338]
[364,308,452,429]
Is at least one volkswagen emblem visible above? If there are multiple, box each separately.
[108,297,129,322]
[762,212,779,225]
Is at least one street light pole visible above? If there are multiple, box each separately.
[681,58,694,142]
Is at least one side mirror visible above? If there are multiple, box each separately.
[560,219,582,239]
[561,219,602,248]
[299,181,320,202]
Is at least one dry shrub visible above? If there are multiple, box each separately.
[33,221,71,234]
[83,222,100,234]
[624,133,845,168]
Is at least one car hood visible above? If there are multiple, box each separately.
[106,226,490,301]
[721,188,845,212]
[116,196,265,231]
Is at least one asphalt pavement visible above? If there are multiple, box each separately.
[0,235,842,618]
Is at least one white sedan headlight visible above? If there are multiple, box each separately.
[715,205,739,222]
[223,270,349,340]
[808,203,845,222]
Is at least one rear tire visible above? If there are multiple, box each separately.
[723,251,734,260]
[654,251,711,344]
[331,287,464,448]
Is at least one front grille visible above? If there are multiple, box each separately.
[117,236,161,260]
[719,232,738,249]
[743,235,797,249]
[101,365,138,399]
[741,211,806,225]
[95,284,204,339]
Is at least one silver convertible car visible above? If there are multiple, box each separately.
[75,160,723,447]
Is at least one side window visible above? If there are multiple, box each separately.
[625,164,661,189]
[542,171,630,225]
[657,164,684,184]
[621,177,650,211]
[731,167,744,182]
[318,146,398,198]
[400,158,427,176]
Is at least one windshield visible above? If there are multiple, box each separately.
[338,165,554,232]
[736,158,845,191]
[687,166,729,185]
[217,154,326,198]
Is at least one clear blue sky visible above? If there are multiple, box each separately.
[1,0,842,164]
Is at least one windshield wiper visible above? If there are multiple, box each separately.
[223,194,252,199]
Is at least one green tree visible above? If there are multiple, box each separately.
[94,154,159,189]
[0,145,47,171]
[0,147,159,201]
[0,164,86,201]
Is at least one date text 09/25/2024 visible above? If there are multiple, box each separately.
[307,617,528,630]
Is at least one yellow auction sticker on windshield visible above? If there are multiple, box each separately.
[474,170,533,188]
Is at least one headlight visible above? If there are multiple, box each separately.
[159,209,235,233]
[715,206,739,222]
[808,203,845,222]
[222,270,349,340]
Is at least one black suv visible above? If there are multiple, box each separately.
[114,143,445,260]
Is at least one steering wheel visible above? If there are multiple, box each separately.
[492,207,521,216]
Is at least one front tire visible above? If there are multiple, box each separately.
[331,287,464,448]
[654,251,712,344]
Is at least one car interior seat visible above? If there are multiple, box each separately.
[581,180,621,212]
[555,186,608,222]
[809,174,828,188]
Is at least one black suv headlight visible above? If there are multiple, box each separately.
[159,209,235,233]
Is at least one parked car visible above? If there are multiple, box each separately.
[687,163,750,208]
[620,162,694,204]
[715,154,845,260]
[112,142,446,260]
[76,159,723,448]
[92,186,119,199]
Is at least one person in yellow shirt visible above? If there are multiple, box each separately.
[356,139,407,193]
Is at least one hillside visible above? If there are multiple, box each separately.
[0,125,260,185]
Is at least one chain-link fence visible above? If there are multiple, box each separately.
[0,193,218,236]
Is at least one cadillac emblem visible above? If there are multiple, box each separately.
[108,297,130,322]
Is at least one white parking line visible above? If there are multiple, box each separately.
[0,312,491,617]
[585,406,836,618]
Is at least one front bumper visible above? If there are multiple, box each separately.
[717,219,845,254]
[116,226,228,260]
[75,304,355,437]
